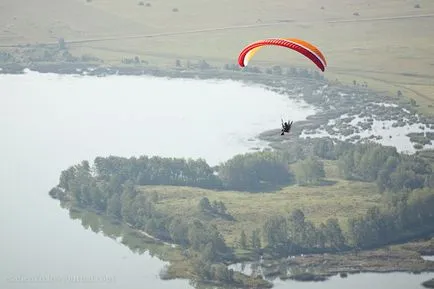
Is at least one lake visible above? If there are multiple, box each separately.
[272,272,434,289]
[230,262,434,289]
[1,70,432,289]
[0,70,313,289]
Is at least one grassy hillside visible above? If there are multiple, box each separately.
[1,0,433,114]
[137,161,381,246]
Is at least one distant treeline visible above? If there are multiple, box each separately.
[261,187,434,255]
[52,138,432,194]
[49,137,434,282]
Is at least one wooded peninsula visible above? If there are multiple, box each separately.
[49,136,434,288]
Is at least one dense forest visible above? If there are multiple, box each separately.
[49,137,434,283]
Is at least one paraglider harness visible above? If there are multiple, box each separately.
[281,119,293,135]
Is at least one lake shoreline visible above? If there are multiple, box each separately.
[241,245,434,283]
[62,200,434,288]
[2,61,433,152]
[19,60,432,287]
[63,203,274,289]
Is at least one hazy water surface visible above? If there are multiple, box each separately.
[0,71,314,289]
[1,71,432,289]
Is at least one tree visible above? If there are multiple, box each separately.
[251,229,262,249]
[59,166,77,191]
[198,197,212,213]
[293,157,325,185]
[325,218,345,249]
[218,151,292,191]
[199,242,216,263]
[289,209,306,244]
[213,264,233,282]
[317,223,327,248]
[239,230,247,249]
[263,215,288,247]
[212,200,219,211]
[168,218,189,246]
[145,218,157,234]
[107,194,122,219]
[89,184,106,211]
[311,138,336,159]
[217,201,227,214]
[192,258,211,280]
[58,37,65,49]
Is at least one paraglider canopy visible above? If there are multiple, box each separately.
[238,38,327,72]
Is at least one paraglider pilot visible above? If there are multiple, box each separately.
[281,119,293,135]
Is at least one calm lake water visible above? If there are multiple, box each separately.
[230,262,434,289]
[271,272,434,289]
[0,71,432,289]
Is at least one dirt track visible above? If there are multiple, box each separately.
[1,13,433,47]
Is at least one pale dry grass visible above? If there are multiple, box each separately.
[1,0,433,113]
[138,174,381,245]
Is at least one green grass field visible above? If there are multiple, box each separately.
[138,161,381,246]
[1,0,434,114]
